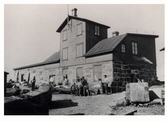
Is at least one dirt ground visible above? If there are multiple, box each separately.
[49,92,164,115]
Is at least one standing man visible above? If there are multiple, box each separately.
[132,71,140,83]
[32,76,36,91]
[49,76,54,85]
[102,75,109,94]
[107,81,112,95]
[82,77,89,96]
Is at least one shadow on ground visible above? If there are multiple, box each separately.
[50,99,78,109]
[69,113,85,115]
[149,90,159,101]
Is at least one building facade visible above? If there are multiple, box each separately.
[14,9,158,91]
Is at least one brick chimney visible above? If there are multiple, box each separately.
[72,8,77,17]
[112,31,119,36]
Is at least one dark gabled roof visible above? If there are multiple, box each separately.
[14,51,60,70]
[84,34,127,57]
[84,33,159,57]
[56,15,110,32]
[127,33,159,38]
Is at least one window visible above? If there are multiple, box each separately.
[62,47,68,60]
[93,65,102,82]
[132,42,138,55]
[77,23,82,36]
[95,26,100,36]
[121,44,126,53]
[76,43,83,57]
[21,74,24,81]
[76,67,83,82]
[62,68,68,77]
[63,29,67,41]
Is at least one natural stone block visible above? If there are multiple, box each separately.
[126,83,150,103]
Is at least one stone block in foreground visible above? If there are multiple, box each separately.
[126,83,150,103]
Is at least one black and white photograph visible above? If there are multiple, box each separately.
[4,4,165,116]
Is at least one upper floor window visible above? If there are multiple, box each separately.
[95,26,100,36]
[132,42,138,55]
[121,44,126,53]
[62,47,68,60]
[76,43,83,57]
[77,23,82,36]
[63,29,67,41]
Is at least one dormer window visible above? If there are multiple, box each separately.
[95,26,100,36]
[132,42,138,55]
[121,44,126,53]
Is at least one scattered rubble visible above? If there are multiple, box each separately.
[49,83,164,115]
[4,83,52,115]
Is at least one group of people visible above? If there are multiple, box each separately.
[71,75,112,96]
[71,76,89,96]
[50,70,142,96]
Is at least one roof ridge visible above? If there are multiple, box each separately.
[44,51,60,62]
[14,51,60,70]
[56,16,110,32]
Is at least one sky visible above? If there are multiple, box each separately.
[4,4,164,81]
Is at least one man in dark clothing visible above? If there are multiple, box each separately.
[132,71,139,83]
[32,76,36,91]
[82,77,89,96]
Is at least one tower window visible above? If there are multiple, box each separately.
[132,42,138,55]
[63,29,67,41]
[95,26,100,36]
[62,47,68,60]
[121,44,126,53]
[76,43,83,57]
[77,23,82,36]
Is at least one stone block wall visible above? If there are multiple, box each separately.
[60,19,86,67]
[84,64,94,83]
[60,61,113,86]
[14,63,61,85]
[64,61,113,86]
[15,60,115,87]
[102,61,113,82]
[113,62,156,91]
[138,64,156,85]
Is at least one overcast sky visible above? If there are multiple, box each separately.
[4,4,164,81]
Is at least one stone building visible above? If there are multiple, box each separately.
[14,8,158,91]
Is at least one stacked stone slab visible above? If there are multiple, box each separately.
[126,82,150,103]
